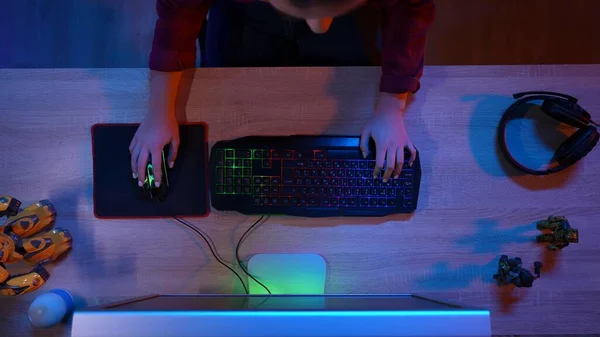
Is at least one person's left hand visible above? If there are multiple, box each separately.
[359,92,417,182]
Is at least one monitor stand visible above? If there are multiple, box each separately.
[247,253,327,295]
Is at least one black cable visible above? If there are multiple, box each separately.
[235,215,272,294]
[172,216,249,294]
[592,120,599,127]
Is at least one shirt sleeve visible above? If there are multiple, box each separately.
[149,0,211,71]
[379,0,436,94]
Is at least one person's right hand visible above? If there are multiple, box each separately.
[129,111,179,188]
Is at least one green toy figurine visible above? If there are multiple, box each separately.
[536,216,579,251]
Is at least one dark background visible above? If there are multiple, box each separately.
[1,0,599,68]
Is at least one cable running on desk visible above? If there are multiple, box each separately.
[172,216,271,295]
[172,216,249,294]
[236,215,271,294]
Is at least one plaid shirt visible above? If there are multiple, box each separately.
[149,0,436,93]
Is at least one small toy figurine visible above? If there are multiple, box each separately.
[493,255,542,288]
[0,196,72,296]
[536,215,579,251]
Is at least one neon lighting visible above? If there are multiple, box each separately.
[81,310,489,317]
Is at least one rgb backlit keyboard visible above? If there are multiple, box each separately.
[209,136,421,217]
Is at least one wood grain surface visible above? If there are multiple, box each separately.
[0,65,599,336]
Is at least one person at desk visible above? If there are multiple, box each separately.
[129,0,436,187]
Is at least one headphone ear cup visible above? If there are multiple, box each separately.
[541,99,590,128]
[553,126,599,166]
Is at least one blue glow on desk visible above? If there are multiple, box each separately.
[79,309,490,317]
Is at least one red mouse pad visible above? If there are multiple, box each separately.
[91,123,209,218]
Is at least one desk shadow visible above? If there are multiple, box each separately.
[466,94,578,190]
[47,182,136,291]
[414,258,498,290]
[494,283,530,314]
[533,241,560,274]
[455,219,535,254]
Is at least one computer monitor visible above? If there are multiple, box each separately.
[71,294,491,337]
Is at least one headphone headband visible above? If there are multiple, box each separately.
[512,91,578,102]
[497,91,576,176]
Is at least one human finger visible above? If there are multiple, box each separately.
[131,145,140,180]
[383,146,396,182]
[129,136,137,154]
[373,140,386,179]
[393,147,405,178]
[359,127,370,158]
[167,137,180,169]
[136,148,150,187]
[151,149,162,187]
[407,142,417,167]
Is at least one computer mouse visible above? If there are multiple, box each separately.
[142,149,169,202]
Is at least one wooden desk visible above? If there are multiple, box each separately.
[1,66,599,337]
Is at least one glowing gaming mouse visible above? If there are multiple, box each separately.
[143,150,169,202]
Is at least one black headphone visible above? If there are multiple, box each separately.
[498,91,599,175]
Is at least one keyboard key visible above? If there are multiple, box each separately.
[295,151,308,159]
[216,150,224,165]
[217,169,224,183]
[283,186,299,195]
[226,150,234,158]
[236,150,251,158]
